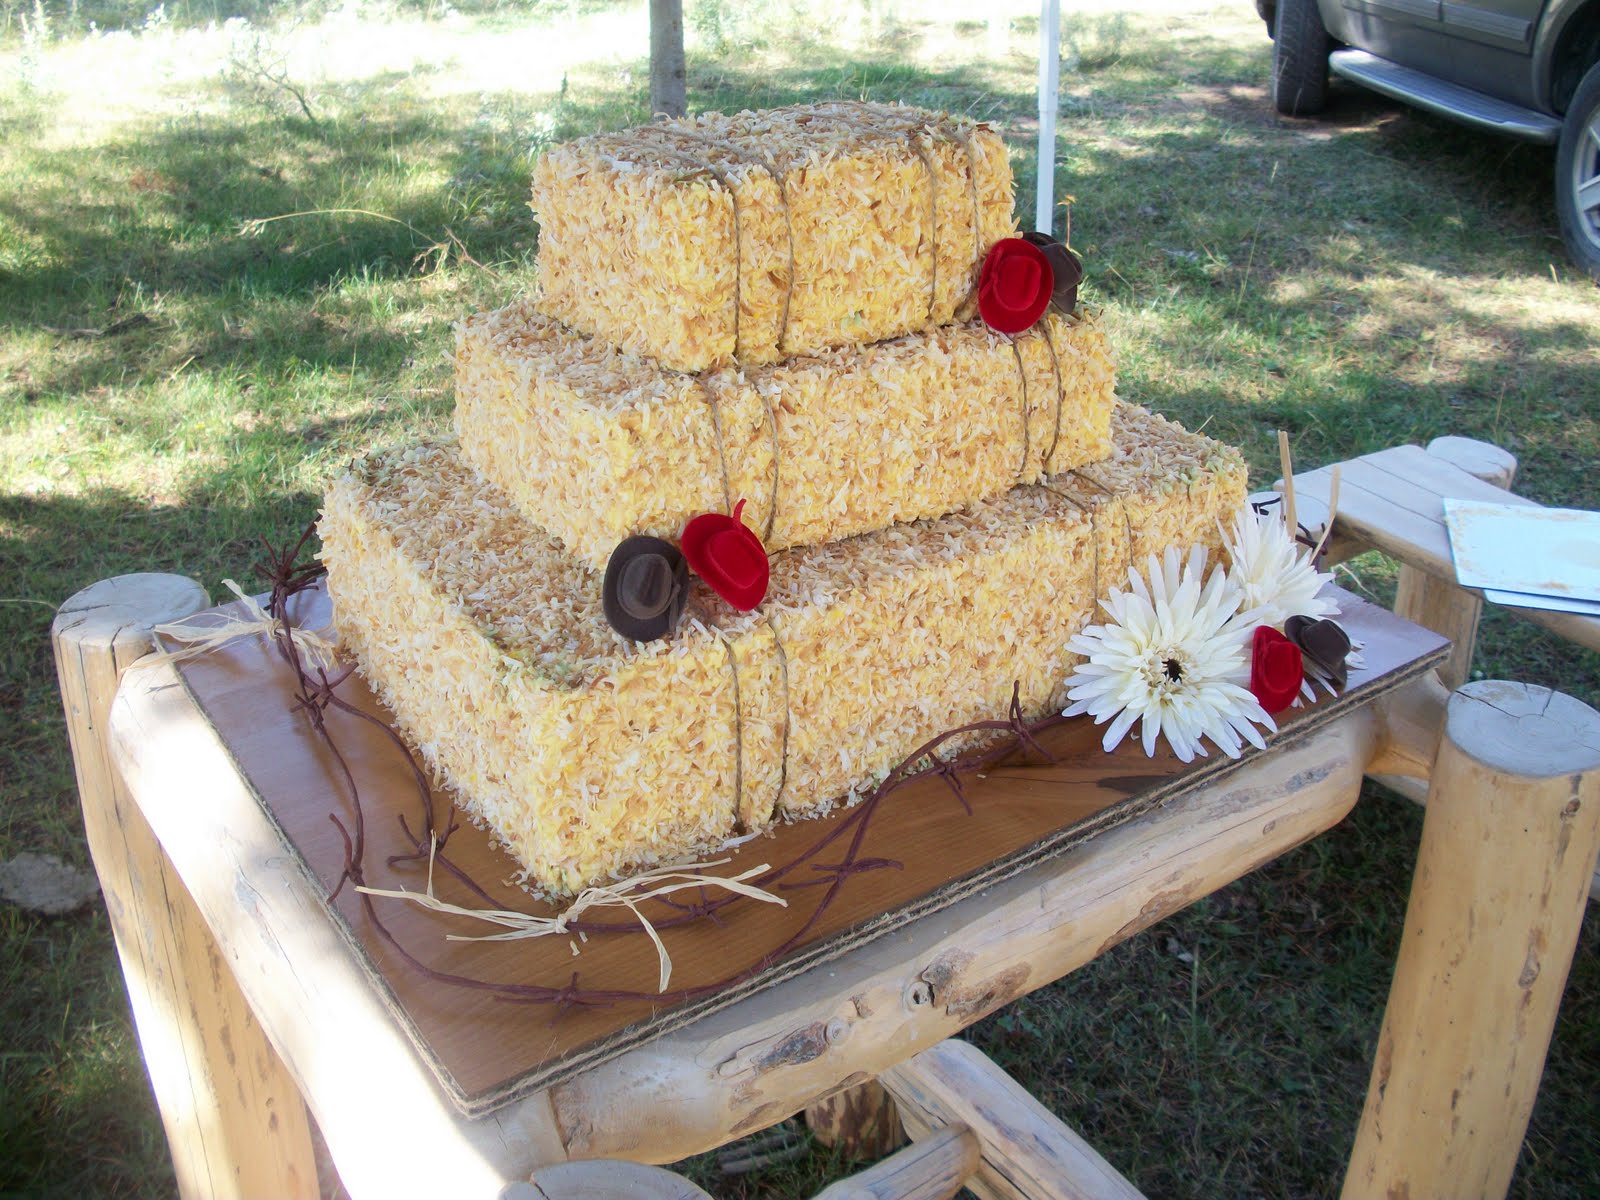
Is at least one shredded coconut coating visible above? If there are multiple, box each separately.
[453,301,1117,569]
[529,101,1016,373]
[320,405,1246,896]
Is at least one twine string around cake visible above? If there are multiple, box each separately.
[603,106,995,365]
[1038,320,1067,471]
[906,128,940,325]
[844,106,986,317]
[789,102,955,328]
[756,387,782,541]
[1007,337,1033,483]
[697,600,794,836]
[1037,480,1101,603]
[766,611,792,813]
[630,141,746,359]
[696,376,736,516]
[695,376,782,539]
[1069,468,1137,595]
[1004,327,1068,486]
[870,106,983,308]
[711,621,747,836]
[910,115,989,319]
[957,127,984,316]
[647,125,798,358]
[643,104,965,364]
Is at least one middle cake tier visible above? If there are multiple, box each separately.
[321,403,1245,896]
[454,301,1118,570]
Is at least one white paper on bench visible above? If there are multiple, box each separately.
[1482,589,1600,617]
[1443,499,1600,611]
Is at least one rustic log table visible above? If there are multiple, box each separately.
[53,547,1600,1199]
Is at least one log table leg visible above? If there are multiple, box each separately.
[1343,680,1600,1200]
[1392,436,1517,692]
[806,1078,908,1161]
[812,1125,979,1200]
[52,574,318,1200]
[883,1039,1146,1200]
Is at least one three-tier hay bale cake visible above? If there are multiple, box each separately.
[529,101,1015,373]
[320,405,1245,896]
[454,300,1116,569]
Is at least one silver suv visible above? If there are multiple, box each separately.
[1259,0,1600,277]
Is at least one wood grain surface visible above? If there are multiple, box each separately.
[171,583,1445,1114]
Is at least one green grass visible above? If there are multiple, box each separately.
[2,1,1597,1196]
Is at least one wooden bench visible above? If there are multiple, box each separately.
[1285,435,1599,678]
[1279,435,1600,898]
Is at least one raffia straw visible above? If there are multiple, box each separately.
[1311,465,1341,562]
[1277,429,1297,539]
[1275,431,1340,561]
[358,851,787,992]
[151,579,338,671]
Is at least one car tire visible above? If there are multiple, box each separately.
[1272,0,1331,117]
[1556,60,1600,281]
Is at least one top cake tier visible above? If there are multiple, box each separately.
[530,102,1015,373]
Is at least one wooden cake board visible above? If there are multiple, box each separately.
[171,583,1448,1116]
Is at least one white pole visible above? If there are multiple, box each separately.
[1036,0,1061,235]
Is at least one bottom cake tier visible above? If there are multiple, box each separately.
[319,404,1246,896]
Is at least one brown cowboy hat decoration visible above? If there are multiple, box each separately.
[602,536,691,642]
[1284,614,1353,691]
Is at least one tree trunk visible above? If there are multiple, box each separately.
[650,0,687,119]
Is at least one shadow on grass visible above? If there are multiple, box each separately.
[0,475,335,1197]
[687,55,1034,119]
[1042,67,1597,515]
[0,55,1035,407]
[2,82,521,388]
[968,785,1600,1199]
[8,0,632,41]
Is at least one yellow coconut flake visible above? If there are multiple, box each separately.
[319,404,1246,896]
[528,101,1016,373]
[454,301,1117,568]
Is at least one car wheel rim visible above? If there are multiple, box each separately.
[1574,110,1600,251]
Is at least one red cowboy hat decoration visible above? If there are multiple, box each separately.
[1247,625,1304,715]
[681,499,770,611]
[976,232,1084,336]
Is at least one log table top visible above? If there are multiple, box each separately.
[151,582,1447,1117]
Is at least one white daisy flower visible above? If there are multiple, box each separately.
[1222,505,1338,629]
[1063,544,1276,763]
